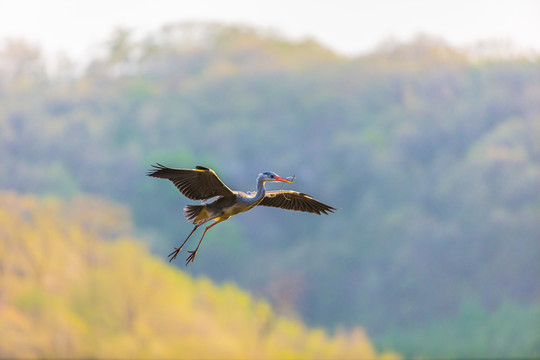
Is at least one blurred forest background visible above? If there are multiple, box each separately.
[1,23,539,358]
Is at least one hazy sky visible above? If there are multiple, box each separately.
[1,0,539,61]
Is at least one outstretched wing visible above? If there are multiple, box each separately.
[147,164,235,200]
[258,190,336,215]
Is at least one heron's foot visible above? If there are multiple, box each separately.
[185,250,198,266]
[168,248,181,262]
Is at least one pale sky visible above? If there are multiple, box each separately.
[1,0,539,61]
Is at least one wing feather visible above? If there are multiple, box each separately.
[258,190,336,215]
[147,164,234,200]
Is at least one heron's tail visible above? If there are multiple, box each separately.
[183,205,209,224]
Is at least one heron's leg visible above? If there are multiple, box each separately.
[168,224,201,262]
[185,219,223,265]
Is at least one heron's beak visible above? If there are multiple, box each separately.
[274,175,292,183]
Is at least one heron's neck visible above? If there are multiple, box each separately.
[254,177,267,202]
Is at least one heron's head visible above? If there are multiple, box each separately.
[259,171,292,183]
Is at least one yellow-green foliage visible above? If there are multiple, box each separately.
[0,192,399,359]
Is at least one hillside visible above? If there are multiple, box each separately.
[1,23,539,357]
[0,192,399,359]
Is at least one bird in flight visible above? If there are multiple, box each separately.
[147,164,336,265]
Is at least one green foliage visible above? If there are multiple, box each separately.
[376,298,540,358]
[1,24,540,357]
[0,192,398,359]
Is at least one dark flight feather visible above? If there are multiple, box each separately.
[258,190,336,215]
[147,164,234,200]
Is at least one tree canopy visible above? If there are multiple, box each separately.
[0,192,399,359]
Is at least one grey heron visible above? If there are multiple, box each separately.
[147,164,336,265]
